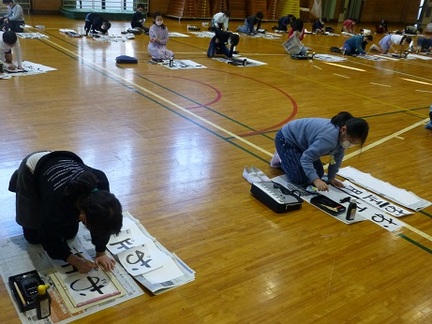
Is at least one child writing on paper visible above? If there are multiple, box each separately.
[207,30,239,58]
[148,12,173,62]
[236,11,264,36]
[369,34,412,55]
[0,30,23,70]
[0,0,25,32]
[270,112,369,191]
[8,151,123,274]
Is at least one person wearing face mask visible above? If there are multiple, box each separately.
[0,30,23,70]
[270,111,369,191]
[148,11,173,62]
[0,0,25,32]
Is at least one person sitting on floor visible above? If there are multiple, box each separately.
[148,12,173,62]
[131,3,149,34]
[0,0,25,32]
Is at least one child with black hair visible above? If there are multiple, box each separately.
[211,10,230,31]
[342,18,357,34]
[8,151,123,274]
[84,13,111,36]
[131,3,149,34]
[342,34,373,55]
[0,30,22,70]
[312,17,327,34]
[148,12,173,62]
[236,11,264,35]
[0,0,25,32]
[425,105,432,130]
[207,30,239,58]
[369,34,412,55]
[375,20,388,34]
[270,112,369,191]
[272,14,295,32]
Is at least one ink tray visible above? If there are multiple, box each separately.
[310,195,346,216]
[9,270,44,312]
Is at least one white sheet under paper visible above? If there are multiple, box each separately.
[117,242,166,276]
[314,54,347,62]
[189,31,215,38]
[272,175,407,232]
[107,217,154,255]
[168,32,190,37]
[0,232,143,323]
[143,256,185,284]
[338,167,431,210]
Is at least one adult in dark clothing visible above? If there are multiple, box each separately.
[84,13,111,36]
[207,29,239,58]
[236,11,264,35]
[131,3,149,34]
[8,151,123,274]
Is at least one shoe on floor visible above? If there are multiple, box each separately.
[425,121,432,129]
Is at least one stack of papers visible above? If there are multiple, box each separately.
[107,212,195,294]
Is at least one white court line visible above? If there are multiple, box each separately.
[313,65,322,70]
[416,90,432,93]
[370,82,391,87]
[324,62,366,71]
[333,73,349,79]
[342,118,429,161]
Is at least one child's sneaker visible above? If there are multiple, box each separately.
[425,121,432,129]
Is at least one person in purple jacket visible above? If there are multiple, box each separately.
[270,112,369,191]
[148,12,173,62]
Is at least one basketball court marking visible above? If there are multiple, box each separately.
[22,32,432,252]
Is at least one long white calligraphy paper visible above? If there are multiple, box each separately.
[338,166,431,211]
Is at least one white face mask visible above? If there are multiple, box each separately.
[340,140,355,149]
[156,21,163,26]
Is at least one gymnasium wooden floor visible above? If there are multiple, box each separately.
[1,15,432,323]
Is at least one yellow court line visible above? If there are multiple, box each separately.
[324,62,366,71]
[401,78,432,86]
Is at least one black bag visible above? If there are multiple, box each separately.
[250,181,303,213]
[115,55,138,64]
